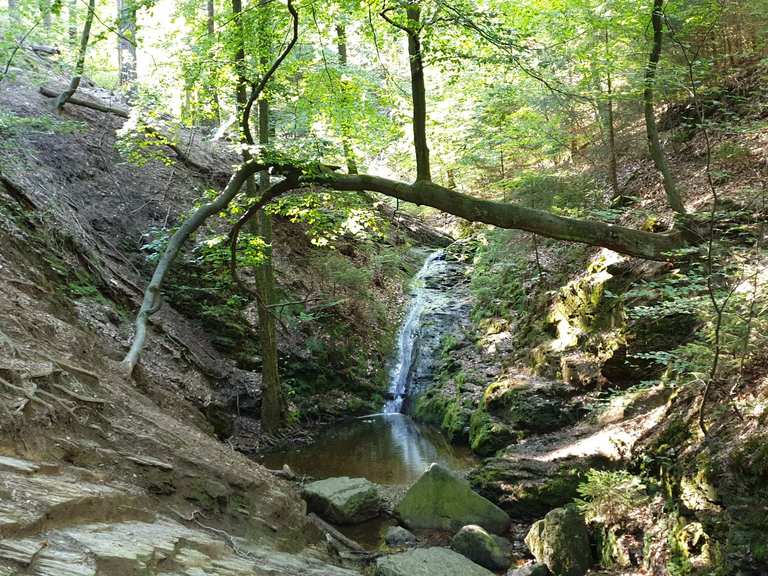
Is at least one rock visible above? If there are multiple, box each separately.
[469,410,518,456]
[376,547,495,576]
[524,505,591,576]
[395,463,510,534]
[507,563,550,576]
[303,476,382,524]
[468,456,604,519]
[384,526,417,548]
[451,524,512,571]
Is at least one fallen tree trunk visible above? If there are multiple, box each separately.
[39,86,129,117]
[312,173,687,261]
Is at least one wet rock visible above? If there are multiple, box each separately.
[376,547,495,576]
[451,524,512,571]
[395,463,510,534]
[303,476,382,524]
[525,505,591,576]
[384,526,417,548]
[506,563,550,576]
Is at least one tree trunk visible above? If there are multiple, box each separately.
[644,0,685,214]
[8,0,19,21]
[117,0,137,89]
[256,97,284,432]
[68,0,78,47]
[603,29,619,198]
[54,0,96,110]
[206,0,221,126]
[336,24,358,175]
[40,0,51,31]
[405,5,431,182]
[231,0,285,432]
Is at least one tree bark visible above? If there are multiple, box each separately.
[117,0,138,88]
[256,97,284,432]
[644,0,685,214]
[206,0,221,126]
[405,5,430,182]
[382,4,431,182]
[40,0,51,31]
[603,29,619,198]
[53,0,96,110]
[336,24,358,175]
[8,0,19,21]
[68,0,78,47]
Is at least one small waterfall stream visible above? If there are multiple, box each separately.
[383,250,444,413]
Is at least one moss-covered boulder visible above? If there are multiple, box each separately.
[451,524,512,571]
[468,456,605,519]
[469,410,518,456]
[302,477,382,524]
[395,463,511,534]
[481,378,581,436]
[525,505,591,576]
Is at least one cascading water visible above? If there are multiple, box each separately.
[383,250,444,413]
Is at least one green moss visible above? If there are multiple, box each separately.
[412,391,470,443]
[469,409,517,456]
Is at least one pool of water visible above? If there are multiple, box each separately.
[258,413,476,486]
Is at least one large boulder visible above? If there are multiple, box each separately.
[524,505,591,576]
[302,477,382,524]
[451,524,512,571]
[395,463,510,534]
[376,547,495,576]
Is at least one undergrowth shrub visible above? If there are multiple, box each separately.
[576,469,649,525]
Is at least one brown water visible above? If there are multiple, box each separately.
[259,413,476,486]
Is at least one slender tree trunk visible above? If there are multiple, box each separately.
[117,0,137,89]
[405,5,431,182]
[40,0,51,31]
[644,0,686,214]
[256,96,284,432]
[54,0,96,110]
[68,0,78,47]
[207,0,221,126]
[336,24,358,174]
[231,0,285,432]
[8,0,19,21]
[603,29,619,198]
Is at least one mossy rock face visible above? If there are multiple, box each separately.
[469,410,518,456]
[525,505,592,576]
[412,392,472,443]
[395,463,511,534]
[468,456,606,519]
[480,379,581,437]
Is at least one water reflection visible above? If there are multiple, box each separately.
[259,413,475,485]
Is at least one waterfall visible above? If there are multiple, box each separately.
[383,250,444,413]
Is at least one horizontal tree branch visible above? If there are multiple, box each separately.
[307,173,687,260]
